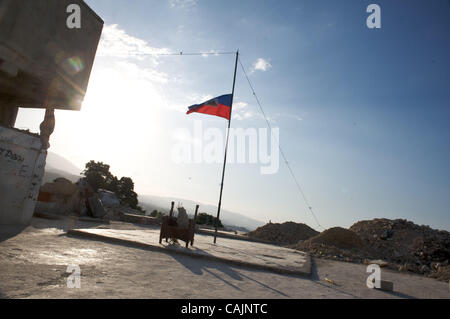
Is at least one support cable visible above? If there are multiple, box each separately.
[238,57,326,231]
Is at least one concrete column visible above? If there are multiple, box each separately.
[0,126,47,225]
[0,105,18,128]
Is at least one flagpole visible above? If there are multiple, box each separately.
[214,50,239,244]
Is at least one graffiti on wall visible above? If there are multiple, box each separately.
[0,147,25,164]
[0,127,48,224]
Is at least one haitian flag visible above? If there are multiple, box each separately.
[186,94,232,120]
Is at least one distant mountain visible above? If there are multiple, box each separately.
[41,152,265,231]
[139,194,265,231]
[42,168,81,184]
[42,152,82,184]
[46,152,82,175]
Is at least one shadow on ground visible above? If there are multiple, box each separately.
[169,245,291,297]
[31,216,105,232]
[65,232,292,297]
[0,225,27,244]
[310,257,417,299]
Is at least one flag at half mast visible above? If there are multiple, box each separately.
[186,94,232,120]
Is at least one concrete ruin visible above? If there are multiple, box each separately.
[0,1,103,225]
[0,0,103,111]
[0,126,46,224]
[35,177,81,216]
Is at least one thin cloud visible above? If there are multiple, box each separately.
[232,112,258,121]
[233,102,248,110]
[187,93,213,103]
[231,101,271,121]
[94,24,188,113]
[169,0,197,9]
[281,113,303,121]
[95,25,170,85]
[97,24,170,60]
[251,58,272,73]
[272,112,303,122]
[232,101,252,120]
[201,50,220,58]
[115,61,168,84]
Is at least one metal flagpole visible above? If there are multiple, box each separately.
[214,50,239,244]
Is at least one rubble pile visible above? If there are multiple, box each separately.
[289,218,449,281]
[35,178,117,220]
[98,189,121,220]
[298,227,364,249]
[350,218,450,280]
[35,177,157,223]
[246,221,319,245]
[290,227,368,264]
[36,178,80,215]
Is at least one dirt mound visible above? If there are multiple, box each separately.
[429,265,450,281]
[40,177,78,197]
[37,178,80,215]
[289,227,367,264]
[289,218,449,281]
[247,221,319,245]
[299,227,363,249]
[349,218,450,279]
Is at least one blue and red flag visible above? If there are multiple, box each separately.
[186,94,232,120]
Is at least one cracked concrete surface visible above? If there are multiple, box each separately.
[0,217,449,299]
[67,228,310,276]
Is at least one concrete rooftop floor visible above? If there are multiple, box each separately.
[0,216,449,299]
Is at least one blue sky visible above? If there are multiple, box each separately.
[16,0,450,230]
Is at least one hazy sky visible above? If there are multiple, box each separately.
[15,0,450,231]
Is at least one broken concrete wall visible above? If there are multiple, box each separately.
[36,178,81,215]
[0,126,47,225]
[119,211,161,226]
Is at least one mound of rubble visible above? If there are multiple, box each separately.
[246,221,319,245]
[34,177,142,221]
[37,178,82,215]
[350,218,450,279]
[289,227,368,264]
[298,227,364,249]
[290,218,450,281]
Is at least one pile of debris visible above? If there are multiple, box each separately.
[290,227,369,264]
[35,177,132,220]
[350,218,450,280]
[298,227,364,249]
[246,221,319,245]
[37,177,80,215]
[289,218,449,281]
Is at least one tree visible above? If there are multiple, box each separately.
[196,212,223,228]
[82,161,143,211]
[117,177,138,209]
[82,161,117,192]
[149,210,163,218]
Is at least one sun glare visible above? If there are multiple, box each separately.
[49,61,169,178]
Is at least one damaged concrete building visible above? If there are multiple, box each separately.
[0,0,103,225]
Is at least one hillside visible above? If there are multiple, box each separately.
[45,152,82,176]
[139,194,265,231]
[42,152,82,184]
[40,152,264,231]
